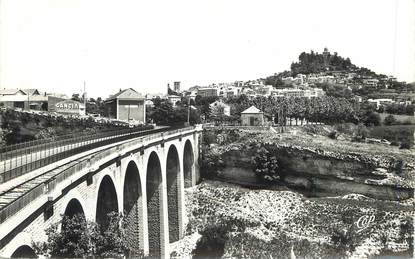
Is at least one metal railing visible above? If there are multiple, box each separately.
[0,126,160,183]
[0,126,196,224]
[0,126,150,161]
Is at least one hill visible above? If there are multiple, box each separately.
[290,49,356,75]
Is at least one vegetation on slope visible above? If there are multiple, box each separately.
[0,109,149,147]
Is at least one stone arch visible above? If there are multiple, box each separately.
[64,198,85,219]
[183,140,194,187]
[11,245,37,258]
[123,160,143,253]
[96,175,119,231]
[62,198,86,232]
[146,151,163,256]
[166,144,180,242]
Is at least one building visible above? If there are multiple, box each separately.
[241,106,264,126]
[167,95,182,107]
[363,78,379,87]
[255,85,273,96]
[104,88,146,123]
[272,88,305,98]
[173,81,181,92]
[197,87,218,97]
[0,88,65,111]
[209,100,231,116]
[304,88,325,98]
[368,98,394,109]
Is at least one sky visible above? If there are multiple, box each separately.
[0,0,414,99]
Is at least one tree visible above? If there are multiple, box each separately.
[252,147,280,182]
[33,213,133,258]
[71,94,81,102]
[384,114,397,126]
[364,111,381,126]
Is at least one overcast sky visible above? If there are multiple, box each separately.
[0,0,414,99]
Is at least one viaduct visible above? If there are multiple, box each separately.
[0,126,202,258]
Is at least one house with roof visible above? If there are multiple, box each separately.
[0,89,27,96]
[241,106,264,126]
[104,88,146,123]
[0,88,54,110]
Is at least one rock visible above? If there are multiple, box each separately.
[284,175,312,190]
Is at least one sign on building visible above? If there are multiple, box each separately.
[55,100,85,115]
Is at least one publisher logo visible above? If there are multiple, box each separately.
[355,214,375,233]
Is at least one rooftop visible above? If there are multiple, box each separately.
[106,88,144,101]
[241,105,263,114]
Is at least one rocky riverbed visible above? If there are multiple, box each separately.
[171,180,414,259]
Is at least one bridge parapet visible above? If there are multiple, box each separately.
[0,126,201,229]
[0,126,170,183]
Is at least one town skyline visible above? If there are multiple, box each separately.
[1,0,414,99]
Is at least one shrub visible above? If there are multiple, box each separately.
[401,119,413,125]
[328,131,338,139]
[390,141,400,146]
[200,149,225,178]
[252,147,280,182]
[353,123,369,141]
[399,141,412,149]
[364,112,381,126]
[384,115,397,126]
[203,130,217,145]
[33,212,135,258]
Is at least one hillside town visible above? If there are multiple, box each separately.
[0,47,414,259]
[1,48,413,128]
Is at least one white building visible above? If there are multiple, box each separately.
[368,98,394,108]
[209,100,231,116]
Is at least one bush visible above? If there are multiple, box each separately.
[353,123,369,141]
[399,141,412,149]
[203,130,217,145]
[390,141,400,146]
[402,119,414,125]
[33,212,136,258]
[384,115,397,126]
[252,147,280,182]
[364,112,381,126]
[200,149,225,178]
[328,131,338,139]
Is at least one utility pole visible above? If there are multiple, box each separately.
[27,91,30,110]
[187,97,190,125]
[83,81,87,116]
[83,81,87,106]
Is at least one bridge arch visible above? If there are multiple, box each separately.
[96,175,119,231]
[60,190,89,220]
[166,144,181,242]
[123,160,143,253]
[11,245,37,258]
[64,198,85,219]
[146,151,163,256]
[61,198,86,233]
[183,139,194,187]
